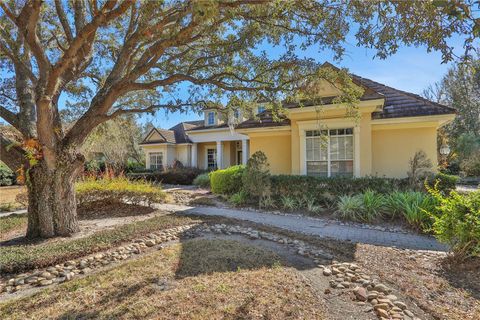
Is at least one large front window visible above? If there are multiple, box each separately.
[207,148,217,170]
[306,128,353,177]
[149,152,163,170]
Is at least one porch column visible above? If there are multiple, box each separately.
[354,126,361,177]
[242,139,249,165]
[191,143,198,168]
[216,141,223,169]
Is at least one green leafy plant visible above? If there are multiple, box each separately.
[361,190,385,221]
[280,195,298,211]
[335,195,363,221]
[427,172,459,194]
[304,196,322,214]
[193,173,211,188]
[270,175,409,207]
[426,188,480,259]
[259,195,276,209]
[385,191,436,230]
[461,150,480,177]
[127,167,205,185]
[0,163,15,186]
[242,151,271,205]
[209,165,244,195]
[229,190,248,207]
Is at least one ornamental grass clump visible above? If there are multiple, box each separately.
[384,191,436,230]
[335,191,385,222]
[76,176,166,207]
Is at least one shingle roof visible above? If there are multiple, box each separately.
[352,76,456,119]
[145,64,456,137]
[236,110,290,129]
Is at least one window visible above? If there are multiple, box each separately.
[207,148,217,170]
[305,128,353,177]
[234,109,240,120]
[257,105,266,114]
[207,112,215,125]
[149,152,163,170]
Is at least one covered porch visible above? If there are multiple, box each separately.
[188,130,249,170]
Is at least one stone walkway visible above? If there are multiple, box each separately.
[154,203,447,252]
[2,203,447,251]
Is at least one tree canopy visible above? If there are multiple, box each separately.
[1,0,478,238]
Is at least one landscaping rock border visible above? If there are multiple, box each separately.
[0,223,422,319]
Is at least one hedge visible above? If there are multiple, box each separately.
[127,167,204,185]
[270,175,410,204]
[209,165,245,195]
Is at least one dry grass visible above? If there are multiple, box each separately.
[0,239,324,320]
[355,244,480,320]
[0,213,27,236]
[0,186,26,212]
[0,214,198,274]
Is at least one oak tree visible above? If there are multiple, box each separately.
[0,0,477,238]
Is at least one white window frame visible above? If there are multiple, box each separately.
[207,111,215,125]
[298,119,360,177]
[149,152,163,170]
[305,129,354,177]
[206,148,217,170]
[257,105,266,114]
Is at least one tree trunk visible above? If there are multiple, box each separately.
[26,153,84,239]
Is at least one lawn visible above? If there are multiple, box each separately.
[0,213,27,237]
[0,239,324,319]
[0,186,26,212]
[0,214,199,274]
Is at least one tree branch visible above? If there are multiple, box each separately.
[0,105,19,129]
[54,0,74,43]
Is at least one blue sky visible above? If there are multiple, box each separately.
[145,37,465,130]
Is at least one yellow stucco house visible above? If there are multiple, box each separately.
[140,67,455,178]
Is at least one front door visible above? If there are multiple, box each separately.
[237,150,242,165]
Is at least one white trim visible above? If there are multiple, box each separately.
[139,142,176,146]
[187,130,248,143]
[371,114,455,125]
[354,126,361,177]
[287,99,385,114]
[236,126,291,134]
[298,118,359,177]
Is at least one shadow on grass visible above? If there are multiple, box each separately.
[77,202,155,220]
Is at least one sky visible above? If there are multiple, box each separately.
[144,36,466,130]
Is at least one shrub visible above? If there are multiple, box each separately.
[209,165,244,195]
[384,191,436,229]
[0,164,15,186]
[461,151,480,177]
[76,176,166,207]
[270,175,408,206]
[427,188,480,259]
[229,190,248,207]
[407,150,433,190]
[193,173,210,188]
[427,172,459,194]
[128,167,204,185]
[242,151,271,203]
[336,195,363,221]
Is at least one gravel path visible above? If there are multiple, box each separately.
[154,203,448,252]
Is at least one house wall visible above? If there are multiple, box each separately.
[142,145,169,168]
[288,105,376,177]
[175,145,191,166]
[248,131,292,174]
[371,126,438,178]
